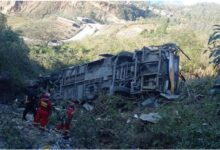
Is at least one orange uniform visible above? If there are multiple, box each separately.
[34,96,52,127]
[55,105,75,132]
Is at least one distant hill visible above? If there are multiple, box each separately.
[0,1,218,44]
[170,3,220,33]
[1,1,220,76]
[0,1,151,23]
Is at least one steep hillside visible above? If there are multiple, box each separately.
[2,2,218,76]
[1,1,220,149]
[1,78,220,148]
[0,13,42,102]
[160,3,220,33]
[0,1,150,23]
[3,2,219,42]
[1,1,153,42]
[7,15,80,42]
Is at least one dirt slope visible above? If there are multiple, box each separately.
[0,104,73,149]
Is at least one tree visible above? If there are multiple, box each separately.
[156,18,169,35]
[0,14,6,31]
[0,13,39,93]
[207,25,220,69]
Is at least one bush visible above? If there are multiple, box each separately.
[0,13,41,96]
[0,120,31,148]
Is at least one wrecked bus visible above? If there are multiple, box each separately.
[53,43,184,101]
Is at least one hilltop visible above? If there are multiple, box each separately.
[0,1,149,23]
[1,1,219,42]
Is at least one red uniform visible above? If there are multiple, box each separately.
[55,106,75,131]
[34,97,52,127]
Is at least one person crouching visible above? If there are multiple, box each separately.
[54,104,75,138]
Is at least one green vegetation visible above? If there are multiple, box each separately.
[7,16,72,42]
[0,77,218,148]
[6,2,149,24]
[68,77,220,148]
[1,1,220,148]
[27,16,210,76]
[116,3,148,21]
[29,45,90,71]
[0,13,40,92]
[5,3,218,77]
[207,25,220,68]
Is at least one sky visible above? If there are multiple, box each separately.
[180,0,220,5]
[149,0,220,5]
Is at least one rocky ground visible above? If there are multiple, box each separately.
[0,96,165,149]
[0,104,73,149]
[1,81,219,149]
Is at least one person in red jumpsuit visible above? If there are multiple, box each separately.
[34,92,52,130]
[54,104,75,138]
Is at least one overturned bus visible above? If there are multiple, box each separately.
[53,43,184,101]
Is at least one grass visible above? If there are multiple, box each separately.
[2,2,220,149]
[7,16,74,41]
[7,15,218,148]
[6,11,213,77]
[0,78,218,149]
[66,76,220,149]
[150,96,220,148]
[29,22,210,76]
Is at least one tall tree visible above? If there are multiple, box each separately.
[0,13,39,92]
[208,25,220,69]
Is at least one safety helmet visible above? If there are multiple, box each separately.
[43,92,51,98]
[69,104,75,109]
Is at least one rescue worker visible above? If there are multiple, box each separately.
[54,104,75,138]
[22,84,38,121]
[34,92,52,130]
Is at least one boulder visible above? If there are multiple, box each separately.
[141,97,159,107]
[139,113,162,123]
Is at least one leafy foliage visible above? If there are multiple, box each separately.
[207,25,220,68]
[116,3,148,21]
[0,13,41,93]
[68,77,220,149]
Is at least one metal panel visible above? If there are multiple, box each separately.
[77,84,83,100]
[52,43,181,101]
